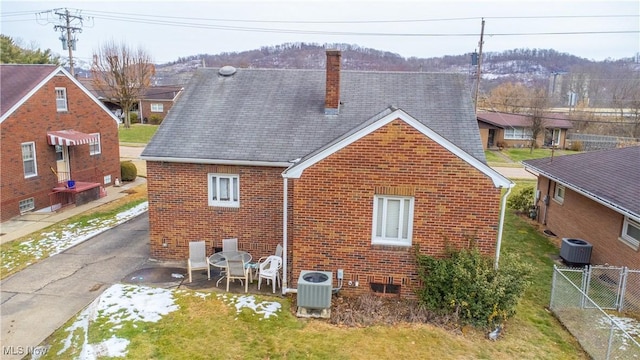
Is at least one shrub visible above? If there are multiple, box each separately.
[507,186,535,212]
[496,141,507,150]
[415,246,533,328]
[129,112,139,124]
[149,114,164,125]
[120,161,137,181]
[569,140,583,151]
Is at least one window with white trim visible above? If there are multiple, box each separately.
[19,198,35,213]
[208,174,239,207]
[372,195,414,246]
[21,142,37,178]
[150,103,163,112]
[55,87,68,111]
[621,217,640,250]
[504,127,533,140]
[89,133,101,155]
[553,183,565,203]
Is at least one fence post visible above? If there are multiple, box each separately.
[550,265,558,309]
[606,319,616,360]
[582,266,590,309]
[618,266,628,312]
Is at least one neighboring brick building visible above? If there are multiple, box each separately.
[1,65,121,222]
[524,146,640,268]
[477,111,572,149]
[142,50,513,298]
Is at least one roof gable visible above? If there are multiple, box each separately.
[0,64,58,118]
[0,65,120,124]
[142,67,487,166]
[523,146,640,219]
[284,108,512,188]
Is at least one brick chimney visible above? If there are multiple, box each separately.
[325,50,341,115]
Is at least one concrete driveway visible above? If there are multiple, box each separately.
[0,213,153,359]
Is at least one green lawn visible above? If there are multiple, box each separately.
[503,148,579,163]
[118,124,159,144]
[37,187,587,359]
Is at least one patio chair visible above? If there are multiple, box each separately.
[225,257,249,293]
[222,238,238,252]
[187,241,210,283]
[247,244,282,281]
[258,255,282,293]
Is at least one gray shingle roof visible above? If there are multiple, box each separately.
[0,64,58,117]
[523,146,640,217]
[142,67,485,164]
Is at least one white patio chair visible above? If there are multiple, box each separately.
[258,255,282,293]
[248,244,282,281]
[226,257,249,293]
[187,241,210,283]
[222,238,238,252]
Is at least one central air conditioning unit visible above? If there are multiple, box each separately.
[560,238,593,267]
[296,270,333,318]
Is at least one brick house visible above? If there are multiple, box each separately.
[523,146,640,267]
[79,79,182,124]
[0,65,121,222]
[478,111,572,149]
[141,50,513,298]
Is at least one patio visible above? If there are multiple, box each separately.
[124,264,284,297]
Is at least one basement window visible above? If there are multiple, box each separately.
[370,282,401,295]
[19,198,35,213]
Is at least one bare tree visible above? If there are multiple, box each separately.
[479,82,530,113]
[526,87,549,153]
[91,40,154,128]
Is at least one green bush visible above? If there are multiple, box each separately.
[129,112,139,124]
[148,114,164,125]
[507,186,535,212]
[415,246,533,328]
[120,161,137,181]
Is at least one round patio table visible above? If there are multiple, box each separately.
[208,251,252,287]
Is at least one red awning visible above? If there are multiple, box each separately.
[47,130,98,146]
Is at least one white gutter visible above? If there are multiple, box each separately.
[140,156,291,168]
[494,186,512,270]
[281,176,291,295]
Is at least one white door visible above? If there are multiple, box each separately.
[55,145,70,182]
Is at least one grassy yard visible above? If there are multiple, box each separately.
[502,148,579,163]
[118,124,159,144]
[35,179,588,359]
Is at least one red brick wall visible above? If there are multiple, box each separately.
[290,119,502,298]
[139,100,172,122]
[536,177,640,267]
[146,162,285,261]
[1,74,120,221]
[325,50,341,110]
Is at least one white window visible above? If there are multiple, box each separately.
[621,217,640,250]
[150,103,164,112]
[553,183,565,203]
[55,87,68,111]
[19,198,35,213]
[504,127,533,140]
[21,142,37,178]
[208,174,239,207]
[89,133,101,155]
[372,195,414,246]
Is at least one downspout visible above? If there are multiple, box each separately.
[281,176,297,294]
[494,186,512,270]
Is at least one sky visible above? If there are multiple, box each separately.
[1,0,638,65]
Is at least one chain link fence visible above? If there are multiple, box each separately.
[566,133,639,151]
[550,265,640,359]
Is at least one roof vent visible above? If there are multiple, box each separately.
[219,65,237,76]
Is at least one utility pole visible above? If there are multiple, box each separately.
[53,8,84,77]
[474,18,485,113]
